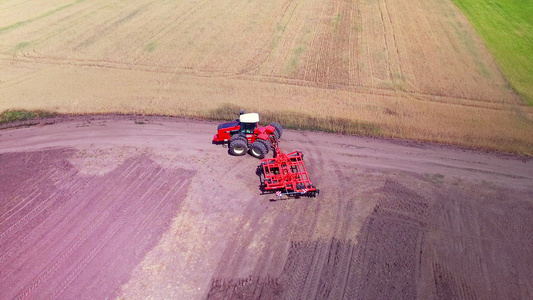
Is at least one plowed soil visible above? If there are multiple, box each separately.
[0,116,532,299]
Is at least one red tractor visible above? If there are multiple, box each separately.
[212,112,283,159]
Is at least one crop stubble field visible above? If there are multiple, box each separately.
[0,0,532,153]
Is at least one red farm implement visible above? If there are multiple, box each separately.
[259,141,319,198]
[213,111,319,198]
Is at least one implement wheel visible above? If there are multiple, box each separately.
[229,139,248,156]
[249,142,267,159]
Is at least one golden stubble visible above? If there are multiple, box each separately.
[0,0,531,153]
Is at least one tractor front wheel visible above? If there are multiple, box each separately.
[249,142,267,159]
[229,139,248,156]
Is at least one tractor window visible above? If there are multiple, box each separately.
[241,123,256,134]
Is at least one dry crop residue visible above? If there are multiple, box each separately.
[1,0,531,153]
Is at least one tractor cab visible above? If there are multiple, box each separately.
[238,113,259,134]
[213,113,260,143]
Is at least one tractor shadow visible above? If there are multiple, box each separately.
[256,165,267,195]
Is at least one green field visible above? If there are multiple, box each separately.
[452,0,533,105]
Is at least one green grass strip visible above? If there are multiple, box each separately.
[0,110,56,124]
[452,0,533,105]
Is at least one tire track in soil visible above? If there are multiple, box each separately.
[14,160,154,299]
[4,160,141,285]
[0,169,58,238]
[0,175,86,267]
[343,178,429,299]
[211,133,323,284]
[207,134,373,299]
[78,178,190,295]
[297,136,360,299]
[273,177,429,299]
[286,132,324,241]
[1,119,532,299]
[207,277,283,299]
[0,148,193,299]
[208,238,359,299]
[205,159,259,279]
[0,150,60,222]
[297,146,358,299]
[420,185,533,299]
[52,176,191,299]
[319,163,359,299]
[0,149,79,260]
[210,196,279,280]
[433,263,477,300]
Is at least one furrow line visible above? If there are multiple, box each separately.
[14,162,148,298]
[0,167,57,223]
[50,168,171,298]
[0,175,87,266]
[302,239,328,299]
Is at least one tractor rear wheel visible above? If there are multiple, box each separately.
[269,122,283,139]
[229,139,248,156]
[249,142,267,159]
[256,139,272,153]
[272,130,280,140]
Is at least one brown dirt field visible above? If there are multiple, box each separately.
[1,0,532,153]
[0,116,532,299]
[0,148,193,299]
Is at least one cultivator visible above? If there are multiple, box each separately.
[259,139,319,198]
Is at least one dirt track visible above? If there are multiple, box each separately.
[0,116,532,299]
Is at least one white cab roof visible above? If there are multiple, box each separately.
[239,113,259,123]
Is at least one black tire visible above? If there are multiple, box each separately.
[249,142,267,159]
[229,139,248,156]
[255,138,272,153]
[272,130,280,141]
[230,134,247,142]
[269,122,283,138]
[256,165,264,176]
